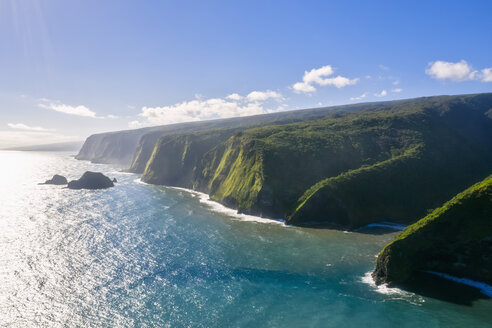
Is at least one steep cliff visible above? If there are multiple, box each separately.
[288,94,492,227]
[142,93,492,227]
[141,127,241,187]
[77,100,401,168]
[372,175,492,286]
[288,131,491,227]
[75,129,150,165]
[127,104,376,173]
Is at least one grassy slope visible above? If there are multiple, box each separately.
[372,175,492,285]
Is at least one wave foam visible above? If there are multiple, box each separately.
[361,272,413,296]
[169,186,287,226]
[361,272,426,306]
[135,179,286,226]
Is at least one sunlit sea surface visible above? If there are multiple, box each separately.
[0,151,490,327]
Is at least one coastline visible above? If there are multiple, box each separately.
[135,178,287,226]
[135,174,492,301]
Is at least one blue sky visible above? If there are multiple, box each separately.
[1,0,491,147]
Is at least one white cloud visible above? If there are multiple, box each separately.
[292,82,316,93]
[393,80,400,85]
[38,99,118,118]
[302,65,334,84]
[128,120,144,129]
[39,101,97,118]
[379,64,389,71]
[350,92,369,101]
[226,93,243,101]
[374,90,387,97]
[292,65,359,93]
[426,60,492,82]
[7,123,54,132]
[481,68,492,82]
[319,75,359,88]
[391,88,403,93]
[131,90,287,127]
[246,90,283,101]
[425,60,477,81]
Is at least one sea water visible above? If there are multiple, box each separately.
[0,151,490,327]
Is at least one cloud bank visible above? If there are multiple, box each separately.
[130,90,285,128]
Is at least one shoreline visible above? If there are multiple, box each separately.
[135,178,287,226]
[135,178,410,232]
[136,177,492,300]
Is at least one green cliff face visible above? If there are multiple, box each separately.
[372,175,492,286]
[141,128,242,187]
[194,132,267,214]
[129,131,168,174]
[85,95,465,169]
[288,95,492,227]
[197,108,426,218]
[127,102,368,173]
[140,93,492,227]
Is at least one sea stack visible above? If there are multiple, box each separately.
[68,171,114,190]
[42,174,68,185]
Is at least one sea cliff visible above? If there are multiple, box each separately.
[77,100,396,168]
[372,175,492,286]
[78,93,492,228]
[141,94,492,228]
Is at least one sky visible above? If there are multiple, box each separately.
[1,0,491,148]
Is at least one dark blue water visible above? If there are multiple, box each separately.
[0,151,490,327]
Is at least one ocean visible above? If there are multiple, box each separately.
[0,150,490,327]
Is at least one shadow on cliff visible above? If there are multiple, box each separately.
[397,271,490,306]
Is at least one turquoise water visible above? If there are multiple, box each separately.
[0,151,490,327]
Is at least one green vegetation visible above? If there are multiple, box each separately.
[141,127,242,187]
[127,101,368,172]
[372,175,492,285]
[141,93,492,227]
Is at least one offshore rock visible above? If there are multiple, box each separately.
[42,174,68,185]
[68,171,114,190]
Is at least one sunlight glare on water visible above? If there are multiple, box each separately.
[0,151,491,327]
